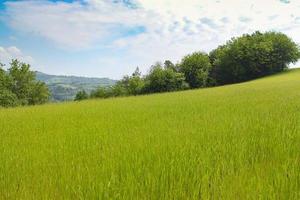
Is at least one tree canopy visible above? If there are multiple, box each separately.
[81,31,300,101]
[74,90,88,101]
[179,52,212,88]
[0,60,50,107]
[209,31,300,85]
[143,62,188,93]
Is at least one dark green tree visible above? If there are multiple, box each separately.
[210,31,300,85]
[118,67,144,95]
[8,60,36,105]
[29,82,50,105]
[74,90,89,101]
[143,63,188,93]
[179,52,212,88]
[0,89,19,107]
[164,60,178,71]
[0,65,10,90]
[8,60,50,105]
[0,60,50,107]
[90,87,111,99]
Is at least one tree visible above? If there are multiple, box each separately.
[0,66,10,90]
[179,52,212,88]
[210,31,300,85]
[74,90,89,101]
[143,63,188,93]
[0,89,19,107]
[90,87,111,99]
[119,67,144,95]
[164,60,178,71]
[0,59,50,107]
[8,60,36,105]
[267,32,300,72]
[0,63,18,107]
[29,82,50,104]
[94,67,145,98]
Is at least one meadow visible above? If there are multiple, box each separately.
[1,69,300,199]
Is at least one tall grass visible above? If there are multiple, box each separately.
[1,69,300,199]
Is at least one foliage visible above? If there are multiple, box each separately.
[0,60,50,107]
[0,67,11,90]
[209,31,300,85]
[74,90,89,101]
[86,31,300,100]
[0,89,19,107]
[116,67,145,96]
[164,60,178,71]
[88,68,144,99]
[1,69,300,198]
[179,52,212,88]
[143,63,188,93]
[90,87,110,99]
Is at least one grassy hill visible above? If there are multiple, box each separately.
[36,72,116,101]
[1,69,300,199]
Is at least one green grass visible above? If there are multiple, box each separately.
[1,69,300,199]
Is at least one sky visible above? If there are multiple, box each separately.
[0,0,300,79]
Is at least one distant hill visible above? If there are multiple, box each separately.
[36,72,116,101]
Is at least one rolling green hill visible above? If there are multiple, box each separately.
[36,72,116,101]
[1,69,300,199]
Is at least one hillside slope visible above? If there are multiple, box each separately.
[36,72,116,101]
[1,69,300,199]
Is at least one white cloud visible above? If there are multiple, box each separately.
[4,0,156,49]
[3,0,300,76]
[0,46,34,65]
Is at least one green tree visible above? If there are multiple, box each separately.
[8,60,50,105]
[0,63,18,107]
[119,67,144,95]
[143,63,188,93]
[8,60,36,105]
[0,65,9,90]
[210,31,300,85]
[74,90,89,101]
[29,82,50,105]
[90,87,111,99]
[164,60,178,71]
[179,52,212,88]
[0,60,50,107]
[0,89,19,107]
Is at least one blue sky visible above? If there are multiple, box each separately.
[0,0,300,78]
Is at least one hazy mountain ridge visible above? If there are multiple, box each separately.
[36,72,116,101]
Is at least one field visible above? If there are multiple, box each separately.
[1,69,300,199]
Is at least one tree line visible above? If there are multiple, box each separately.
[0,31,299,107]
[75,31,300,101]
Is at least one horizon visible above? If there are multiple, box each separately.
[1,0,300,79]
[31,66,300,80]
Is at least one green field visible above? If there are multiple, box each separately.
[1,69,300,199]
